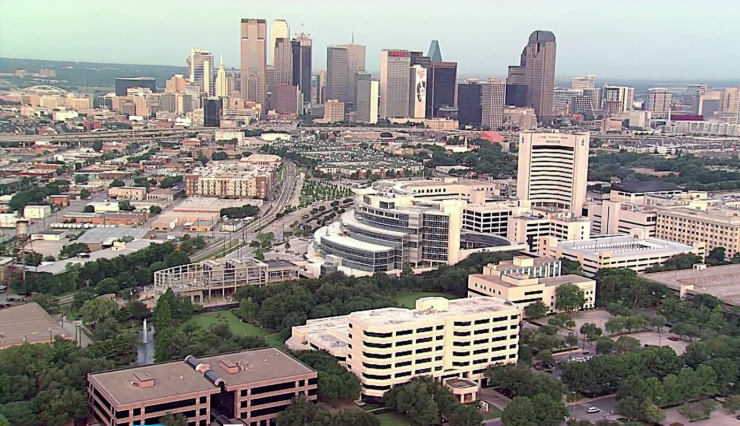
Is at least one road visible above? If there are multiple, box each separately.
[482,395,619,426]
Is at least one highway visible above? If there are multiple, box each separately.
[0,128,211,143]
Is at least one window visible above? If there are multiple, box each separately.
[491,326,508,332]
[396,340,412,347]
[363,373,391,380]
[492,316,508,322]
[436,325,444,330]
[491,346,507,352]
[492,336,506,342]
[473,348,488,355]
[396,360,412,367]
[435,346,443,351]
[453,341,470,347]
[415,368,432,374]
[397,350,412,357]
[199,396,207,404]
[435,335,444,340]
[363,351,392,359]
[363,362,391,370]
[365,331,392,338]
[416,357,432,364]
[364,384,391,391]
[474,338,488,345]
[416,347,432,354]
[416,326,433,333]
[396,329,413,336]
[510,324,518,330]
[453,331,471,337]
[396,371,412,378]
[454,321,472,327]
[473,358,489,365]
[452,361,470,367]
[416,337,432,343]
[491,355,506,362]
[474,318,490,325]
[435,355,443,361]
[453,351,470,357]
[474,328,488,335]
[133,408,141,416]
[435,366,442,371]
[364,340,392,348]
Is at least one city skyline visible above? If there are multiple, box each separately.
[1,0,739,79]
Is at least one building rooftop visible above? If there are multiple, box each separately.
[89,348,315,406]
[350,297,519,328]
[316,222,394,253]
[642,264,740,307]
[0,302,68,348]
[174,197,263,212]
[75,227,149,245]
[555,234,696,259]
[34,239,157,275]
[611,181,683,194]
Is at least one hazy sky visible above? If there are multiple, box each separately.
[1,0,738,80]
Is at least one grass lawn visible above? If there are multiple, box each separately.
[263,332,288,349]
[393,292,460,309]
[191,311,272,337]
[376,411,416,426]
[482,406,503,419]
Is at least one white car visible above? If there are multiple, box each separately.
[586,406,601,413]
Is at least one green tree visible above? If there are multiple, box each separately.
[524,300,548,319]
[722,395,740,413]
[0,414,9,426]
[449,404,483,426]
[236,297,258,322]
[79,297,118,325]
[161,412,187,426]
[555,283,586,313]
[149,205,162,214]
[531,393,569,426]
[153,298,174,329]
[501,396,537,426]
[579,323,603,340]
[92,141,103,152]
[706,247,728,266]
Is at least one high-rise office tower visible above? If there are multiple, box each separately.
[571,75,596,91]
[409,51,431,69]
[165,74,187,94]
[646,88,673,113]
[340,41,366,110]
[517,131,590,215]
[187,48,215,95]
[426,62,457,117]
[409,65,427,118]
[457,81,482,127]
[509,31,557,122]
[602,85,634,116]
[269,19,289,65]
[273,38,293,85]
[427,40,443,62]
[505,62,528,107]
[720,87,740,115]
[203,97,222,127]
[694,90,722,119]
[317,71,327,104]
[355,72,378,124]
[326,46,349,103]
[240,19,267,105]
[291,32,313,99]
[215,55,228,97]
[481,78,506,129]
[553,88,583,115]
[379,49,411,119]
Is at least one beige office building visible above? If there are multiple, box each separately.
[571,75,596,91]
[273,37,293,85]
[516,131,590,215]
[240,19,267,105]
[320,99,345,123]
[269,19,290,66]
[646,88,673,113]
[656,206,740,258]
[468,256,596,312]
[503,106,537,130]
[507,211,590,251]
[720,87,740,117]
[287,297,520,399]
[379,49,411,119]
[539,229,705,276]
[482,78,506,129]
[340,43,366,109]
[355,73,379,124]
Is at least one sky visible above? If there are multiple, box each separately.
[1,0,739,80]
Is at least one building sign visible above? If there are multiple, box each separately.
[389,51,408,57]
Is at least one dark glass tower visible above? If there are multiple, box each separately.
[291,33,313,101]
[457,82,482,127]
[203,97,222,127]
[426,62,457,118]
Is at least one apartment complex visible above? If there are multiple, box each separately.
[88,349,317,426]
[287,297,520,399]
[468,256,596,311]
[516,131,590,215]
[185,161,278,199]
[539,228,705,276]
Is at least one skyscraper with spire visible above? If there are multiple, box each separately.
[215,55,228,97]
[427,40,442,62]
[339,34,366,110]
[291,30,313,102]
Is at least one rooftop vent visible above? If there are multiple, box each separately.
[132,372,154,388]
[219,359,240,375]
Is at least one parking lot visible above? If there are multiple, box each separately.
[570,310,614,332]
[664,406,738,426]
[612,330,690,354]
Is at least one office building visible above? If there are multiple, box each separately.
[165,74,187,94]
[503,106,537,130]
[428,40,443,62]
[273,38,292,85]
[481,78,506,129]
[188,48,215,95]
[326,46,349,103]
[409,65,427,119]
[656,205,740,259]
[457,81,482,127]
[553,88,582,115]
[307,180,526,276]
[516,131,590,214]
[321,99,345,123]
[602,85,634,116]
[695,90,722,119]
[291,32,312,99]
[316,71,327,104]
[215,57,228,98]
[508,31,557,122]
[203,98,222,127]
[646,88,673,113]
[468,256,596,312]
[379,49,411,119]
[582,88,600,114]
[287,296,520,398]
[571,75,596,91]
[269,19,289,65]
[540,228,705,277]
[240,19,267,105]
[115,77,156,96]
[340,42,366,110]
[505,61,528,108]
[88,349,317,426]
[355,73,378,124]
[271,84,299,117]
[426,62,457,118]
[409,51,431,70]
[720,87,740,115]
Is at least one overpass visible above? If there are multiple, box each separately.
[0,128,216,144]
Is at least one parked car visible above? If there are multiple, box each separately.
[586,406,601,413]
[667,336,680,341]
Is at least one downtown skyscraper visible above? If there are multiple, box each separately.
[340,41,366,110]
[326,46,349,103]
[291,32,313,101]
[269,19,289,65]
[240,19,267,105]
[379,49,411,119]
[508,31,557,123]
[187,48,214,96]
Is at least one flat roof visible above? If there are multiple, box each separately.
[33,230,66,235]
[350,296,519,328]
[555,234,695,259]
[174,197,263,212]
[266,260,298,269]
[0,302,67,348]
[35,239,157,275]
[75,227,149,245]
[642,264,740,306]
[89,348,315,406]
